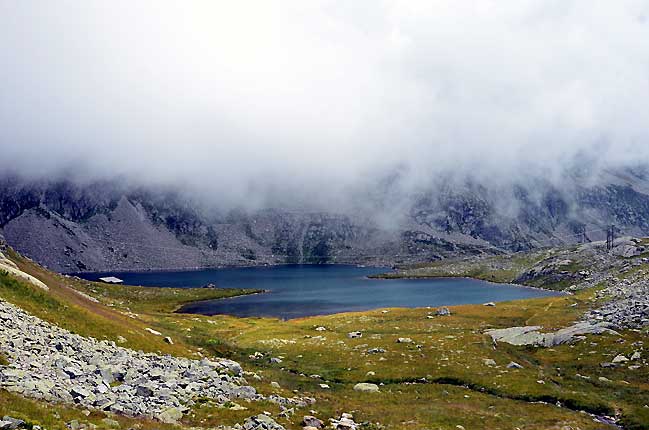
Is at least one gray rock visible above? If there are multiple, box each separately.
[436,307,451,316]
[485,326,545,346]
[486,322,619,347]
[331,413,359,430]
[612,244,642,258]
[0,417,25,430]
[71,386,92,399]
[612,354,629,363]
[353,383,380,393]
[136,385,153,397]
[302,415,324,428]
[64,366,84,378]
[243,414,285,430]
[218,359,244,376]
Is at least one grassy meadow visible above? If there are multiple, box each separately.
[1,247,648,429]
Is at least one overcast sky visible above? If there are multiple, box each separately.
[1,1,649,207]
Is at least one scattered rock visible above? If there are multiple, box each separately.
[244,414,285,430]
[302,415,324,428]
[331,413,358,430]
[0,417,25,430]
[347,331,362,339]
[353,383,380,393]
[612,354,629,363]
[436,307,451,316]
[396,337,413,344]
[507,361,524,369]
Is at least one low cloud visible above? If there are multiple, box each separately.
[1,1,649,210]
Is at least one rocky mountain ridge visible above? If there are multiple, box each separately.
[2,170,649,272]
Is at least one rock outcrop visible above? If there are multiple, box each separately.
[485,322,619,347]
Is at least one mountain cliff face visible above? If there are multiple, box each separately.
[1,170,649,272]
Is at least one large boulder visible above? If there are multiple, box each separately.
[302,415,324,428]
[243,414,285,430]
[484,326,545,346]
[486,322,619,347]
[353,383,380,393]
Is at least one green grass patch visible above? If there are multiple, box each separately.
[70,278,261,313]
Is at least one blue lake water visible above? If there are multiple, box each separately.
[78,264,559,319]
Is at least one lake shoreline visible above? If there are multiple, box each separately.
[65,262,386,276]
[368,273,562,294]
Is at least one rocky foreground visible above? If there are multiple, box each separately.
[0,299,302,428]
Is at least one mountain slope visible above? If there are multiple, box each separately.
[2,169,649,272]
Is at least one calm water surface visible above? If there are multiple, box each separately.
[78,264,559,319]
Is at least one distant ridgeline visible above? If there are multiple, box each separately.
[1,169,649,272]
